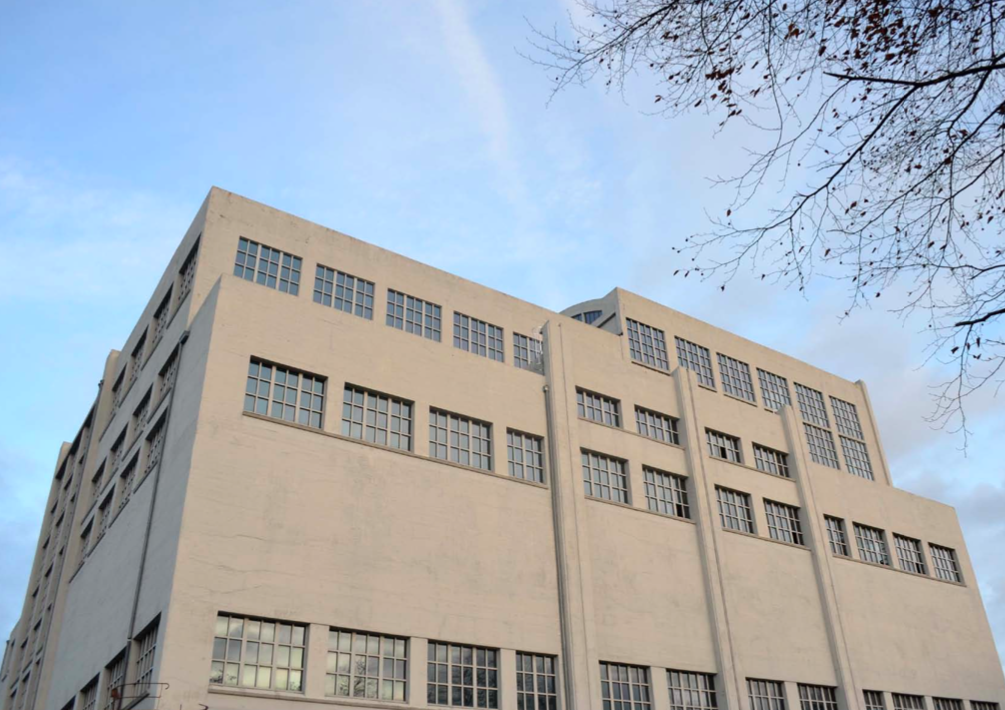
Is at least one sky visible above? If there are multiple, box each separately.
[1,0,1002,677]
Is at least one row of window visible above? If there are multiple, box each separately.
[67,618,159,710]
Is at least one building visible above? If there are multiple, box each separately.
[1,187,1002,710]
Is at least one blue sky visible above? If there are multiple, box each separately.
[1,0,1002,674]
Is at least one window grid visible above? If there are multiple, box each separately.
[892,695,925,710]
[627,318,670,370]
[128,333,147,392]
[426,642,499,708]
[145,419,166,476]
[582,451,629,504]
[934,700,964,710]
[864,691,885,710]
[667,669,717,710]
[795,384,829,427]
[386,290,442,341]
[513,333,544,371]
[854,523,890,566]
[675,337,716,388]
[429,410,492,471]
[971,703,1000,710]
[577,389,621,427]
[930,544,963,582]
[176,241,198,306]
[717,353,756,402]
[839,436,874,480]
[706,430,741,463]
[757,369,792,412]
[117,458,137,512]
[453,313,504,362]
[600,662,652,710]
[894,534,927,575]
[753,444,790,478]
[804,424,840,469]
[134,620,158,696]
[244,359,325,428]
[516,652,557,710]
[507,430,545,484]
[748,679,787,710]
[341,386,413,451]
[825,516,850,556]
[210,614,306,692]
[764,500,804,545]
[643,467,690,519]
[716,487,754,534]
[635,406,680,445]
[152,291,171,346]
[325,628,407,702]
[104,654,126,710]
[234,237,302,295]
[313,266,375,319]
[159,350,179,400]
[81,680,98,710]
[829,397,865,438]
[574,310,603,324]
[797,685,837,710]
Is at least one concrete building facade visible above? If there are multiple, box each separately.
[2,188,1002,710]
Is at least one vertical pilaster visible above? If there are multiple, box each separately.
[304,623,328,698]
[651,666,671,710]
[411,637,429,708]
[500,649,517,710]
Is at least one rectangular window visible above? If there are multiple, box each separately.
[234,237,301,295]
[341,386,413,451]
[97,491,114,538]
[176,239,199,307]
[209,614,306,691]
[972,703,1000,710]
[892,695,925,710]
[717,353,755,402]
[757,369,792,412]
[116,457,137,511]
[748,679,787,710]
[513,332,543,371]
[934,700,963,710]
[798,685,837,710]
[600,662,652,710]
[325,628,407,702]
[132,389,151,433]
[643,467,690,519]
[706,429,741,463]
[824,516,850,556]
[627,318,670,370]
[110,370,125,419]
[795,384,829,427]
[128,332,147,391]
[854,523,890,566]
[110,428,127,473]
[453,313,504,362]
[80,679,98,710]
[158,348,179,400]
[830,396,864,438]
[635,406,680,445]
[894,534,927,575]
[144,417,166,476]
[386,289,442,341]
[152,290,172,346]
[764,500,804,545]
[134,619,159,696]
[507,430,545,484]
[675,337,715,388]
[716,487,754,534]
[427,641,499,708]
[864,691,885,710]
[313,266,375,319]
[429,409,492,471]
[930,544,963,582]
[577,388,621,427]
[78,523,93,566]
[104,653,126,710]
[582,450,629,504]
[804,424,840,469]
[839,437,873,480]
[244,359,325,428]
[516,653,557,710]
[667,669,717,710]
[753,444,789,478]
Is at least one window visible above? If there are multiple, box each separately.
[627,318,670,370]
[894,534,927,574]
[516,653,557,710]
[573,310,603,324]
[429,409,492,471]
[116,457,137,511]
[839,437,874,480]
[244,359,325,428]
[675,337,715,388]
[753,444,790,478]
[341,386,413,451]
[757,369,792,412]
[748,680,787,710]
[104,652,126,710]
[635,406,680,445]
[110,370,125,420]
[798,685,837,710]
[933,700,963,710]
[97,491,114,538]
[176,239,199,307]
[507,430,545,484]
[110,429,127,473]
[233,237,302,295]
[128,332,147,391]
[930,544,963,582]
[145,417,166,475]
[152,290,171,346]
[717,353,755,402]
[134,619,158,696]
[582,450,629,504]
[513,333,543,372]
[78,523,93,566]
[706,429,741,463]
[209,614,306,691]
[158,349,179,400]
[864,691,885,710]
[972,703,1000,710]
[824,516,850,556]
[577,389,621,427]
[132,389,151,432]
[830,397,864,438]
[386,289,442,341]
[794,384,829,427]
[804,424,840,469]
[643,467,690,519]
[427,641,498,708]
[453,313,504,362]
[892,695,925,710]
[600,662,652,710]
[764,500,804,545]
[854,523,890,565]
[326,628,406,702]
[80,679,98,710]
[667,670,717,710]
[314,266,374,319]
[716,487,754,534]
